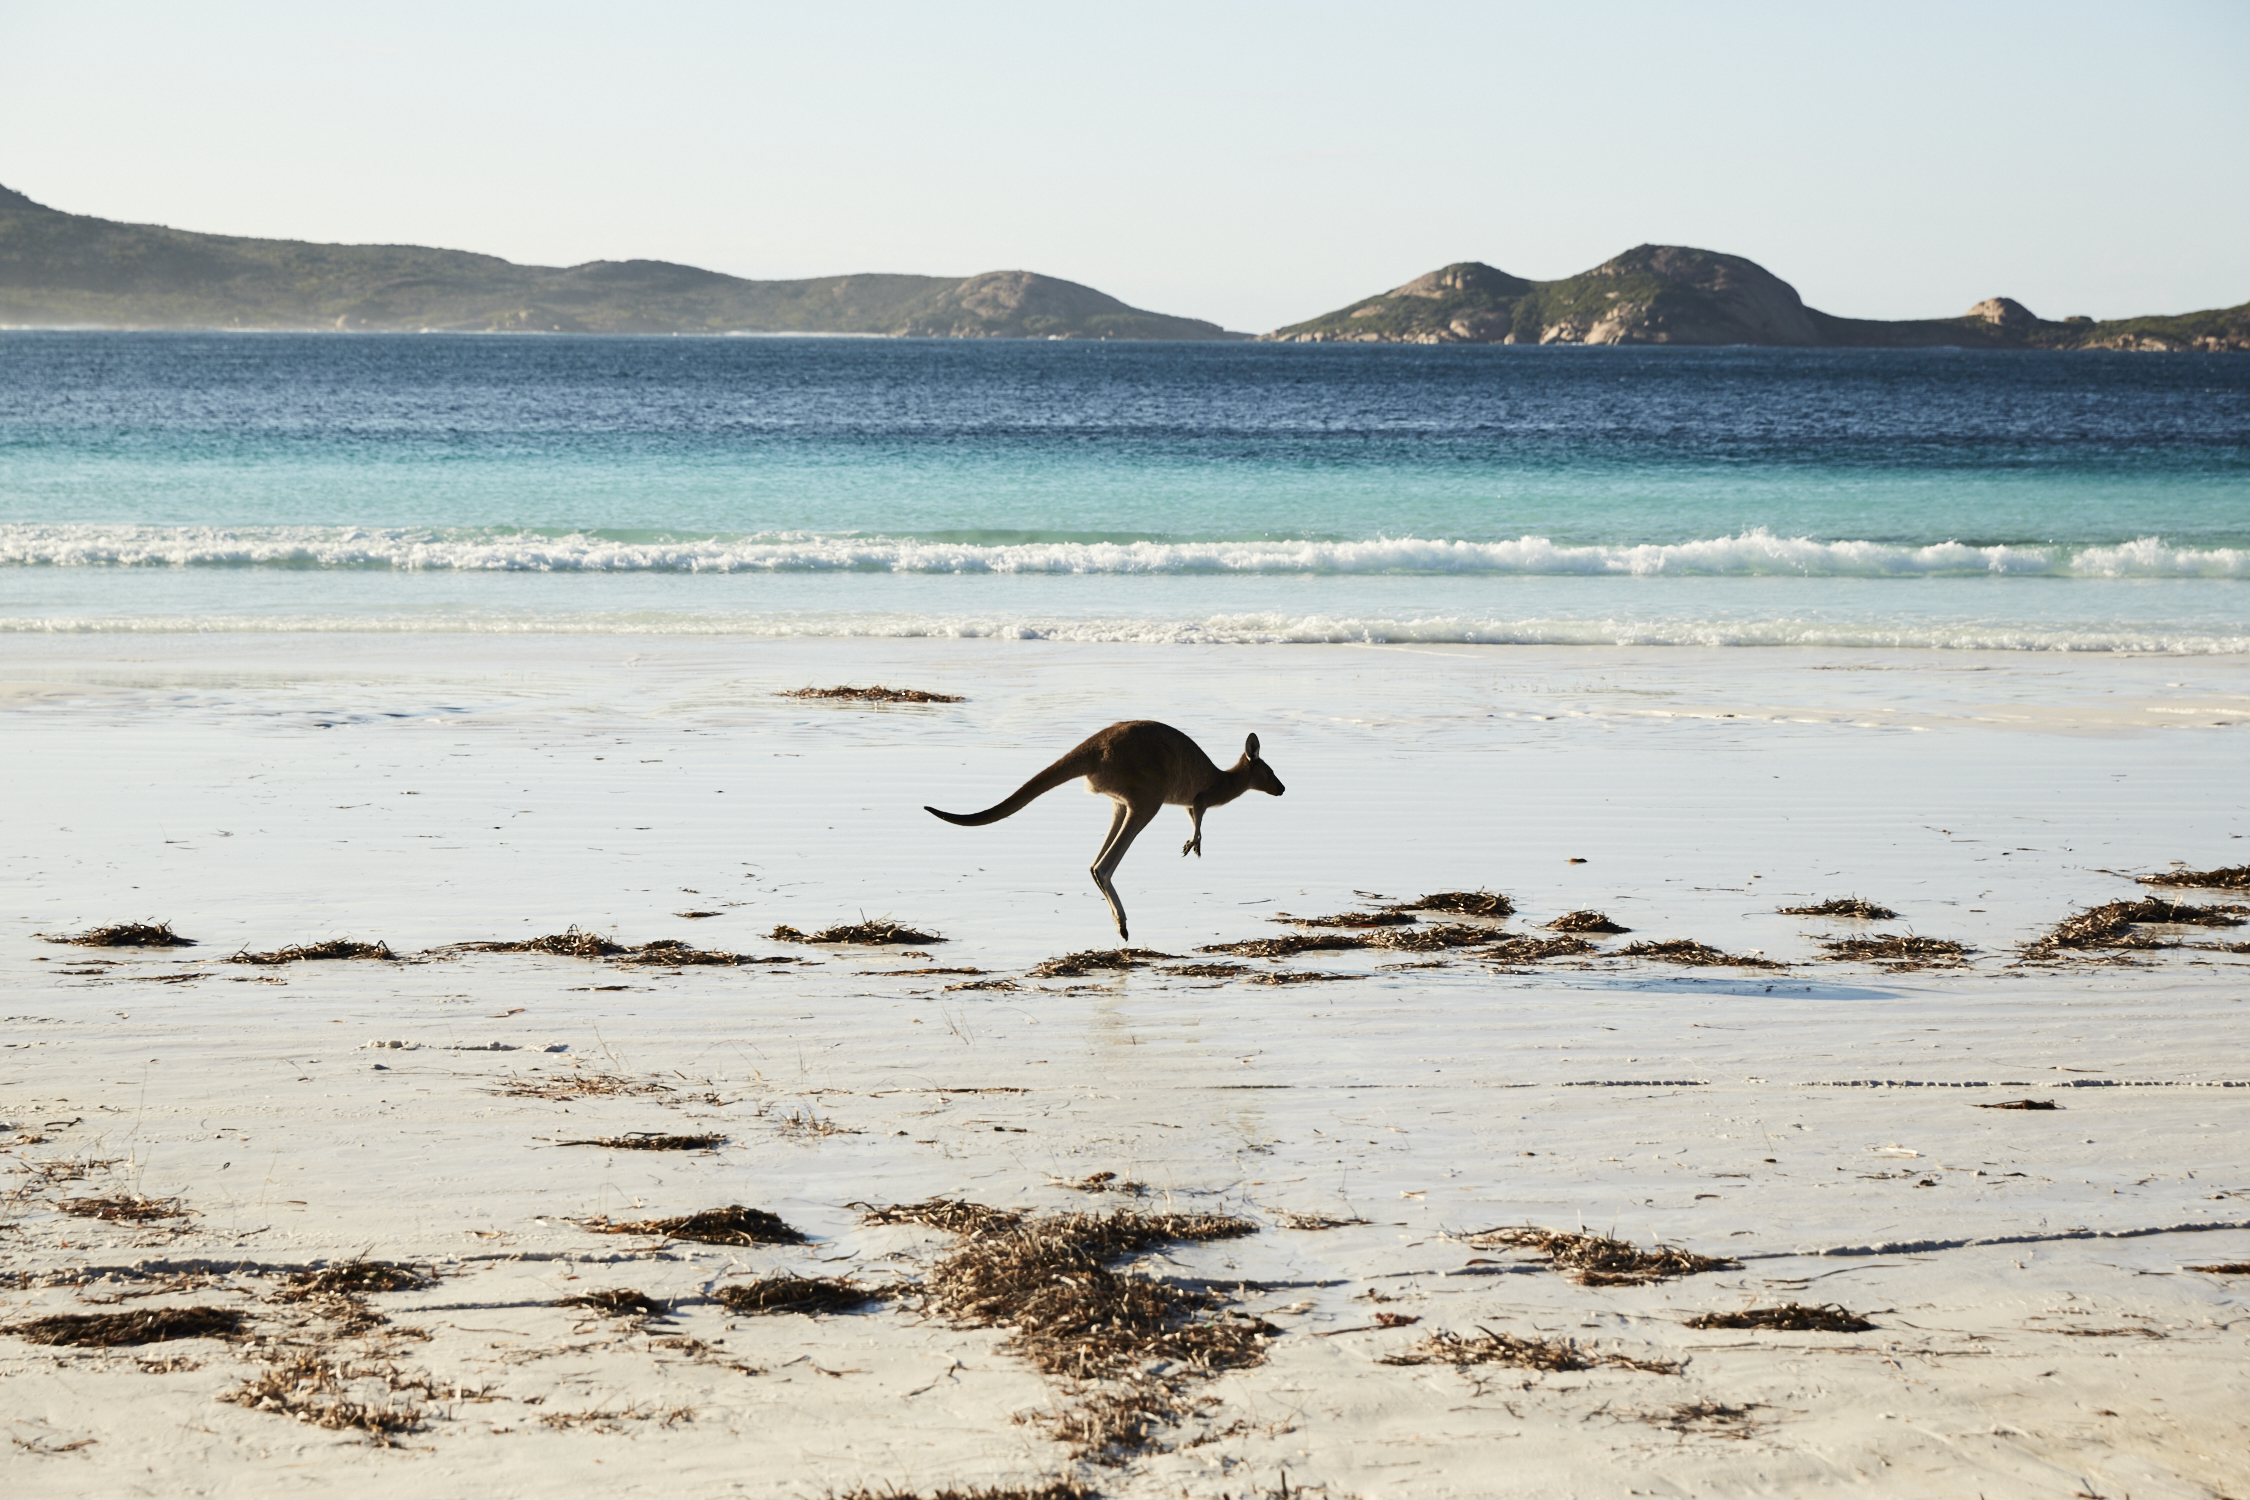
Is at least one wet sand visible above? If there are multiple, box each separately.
[2,635,2246,1498]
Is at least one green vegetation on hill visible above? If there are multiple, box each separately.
[1270,245,2248,351]
[0,186,1241,339]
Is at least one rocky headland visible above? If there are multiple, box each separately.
[1265,245,2247,351]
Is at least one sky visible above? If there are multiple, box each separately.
[4,0,2245,332]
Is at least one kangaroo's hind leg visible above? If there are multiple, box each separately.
[1090,796,1160,941]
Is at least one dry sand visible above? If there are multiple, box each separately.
[2,635,2246,1498]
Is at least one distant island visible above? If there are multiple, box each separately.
[1266,246,2247,352]
[0,184,1242,339]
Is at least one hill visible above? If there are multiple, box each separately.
[0,185,1242,339]
[1266,245,2248,351]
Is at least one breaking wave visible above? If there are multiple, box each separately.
[3,525,2246,578]
[4,610,2244,653]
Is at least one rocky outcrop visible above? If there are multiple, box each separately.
[0,185,1242,338]
[1269,248,2247,352]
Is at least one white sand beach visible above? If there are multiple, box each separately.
[3,635,2246,1499]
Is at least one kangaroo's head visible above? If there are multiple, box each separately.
[1240,733,1285,796]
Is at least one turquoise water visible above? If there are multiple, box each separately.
[2,333,2243,648]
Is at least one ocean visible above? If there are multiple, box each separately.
[2,331,2244,651]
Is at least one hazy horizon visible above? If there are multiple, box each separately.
[3,0,2244,333]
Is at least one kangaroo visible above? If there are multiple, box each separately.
[925,721,1286,940]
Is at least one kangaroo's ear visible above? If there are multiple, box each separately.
[1245,732,1261,761]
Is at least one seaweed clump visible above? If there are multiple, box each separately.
[556,1132,726,1150]
[832,1484,1092,1500]
[1472,1227,1737,1286]
[775,920,945,945]
[856,1198,1027,1236]
[2026,897,2246,956]
[453,926,624,958]
[1482,934,1598,964]
[1391,890,1514,918]
[1778,897,1899,919]
[922,1209,1270,1460]
[278,1261,432,1301]
[1685,1303,1873,1332]
[1368,923,1500,953]
[1619,939,1786,970]
[1027,948,1175,979]
[1272,911,1417,928]
[1197,932,1367,959]
[5,1306,244,1346]
[780,685,965,703]
[228,939,395,965]
[1380,1327,1676,1373]
[60,1193,189,1222]
[715,1275,885,1316]
[2139,865,2250,891]
[1818,934,1969,969]
[561,1288,670,1319]
[46,922,196,948]
[587,1205,808,1245]
[1547,910,1630,934]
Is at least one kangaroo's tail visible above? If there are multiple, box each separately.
[925,748,1094,827]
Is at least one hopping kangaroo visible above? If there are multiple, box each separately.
[925,721,1286,940]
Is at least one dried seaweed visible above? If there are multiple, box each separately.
[1546,910,1630,934]
[1197,932,1367,959]
[218,1347,423,1443]
[1380,1326,1676,1373]
[1685,1303,1873,1332]
[451,926,624,958]
[2188,1262,2250,1275]
[278,1261,432,1301]
[1026,948,1176,979]
[1367,923,1500,953]
[1481,934,1598,964]
[780,685,965,704]
[59,1194,188,1222]
[1390,890,1514,918]
[587,1204,808,1245]
[1646,1400,1760,1435]
[926,1211,1269,1385]
[1271,911,1417,929]
[1277,1213,1368,1231]
[832,1483,1093,1500]
[1056,1171,1145,1195]
[45,922,196,948]
[2027,897,2247,956]
[556,1132,726,1150]
[715,1275,885,1316]
[782,920,947,946]
[491,1068,671,1100]
[1778,897,1899,920]
[228,939,394,966]
[1817,934,1969,968]
[618,944,793,967]
[1242,970,1363,985]
[5,1306,243,1346]
[856,1198,1029,1236]
[1619,939,1786,970]
[1163,962,1247,979]
[1471,1227,1736,1286]
[1974,1099,2058,1111]
[2138,865,2250,890]
[561,1288,670,1318]
[946,977,1021,992]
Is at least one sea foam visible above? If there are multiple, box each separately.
[2,525,2246,578]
